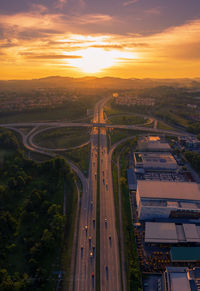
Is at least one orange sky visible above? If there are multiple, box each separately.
[1,3,200,79]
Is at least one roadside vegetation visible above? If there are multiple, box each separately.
[184,151,200,175]
[111,137,142,291]
[0,128,77,291]
[34,127,90,149]
[62,144,90,176]
[107,114,146,126]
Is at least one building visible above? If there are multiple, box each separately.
[145,222,200,244]
[127,168,137,191]
[136,180,200,221]
[178,136,200,151]
[164,267,200,291]
[170,247,200,262]
[134,152,178,172]
[138,136,171,152]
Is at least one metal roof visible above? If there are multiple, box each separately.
[138,181,200,201]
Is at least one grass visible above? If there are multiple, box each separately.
[157,121,174,130]
[0,104,92,124]
[34,127,90,149]
[110,137,142,291]
[107,115,145,125]
[96,129,100,291]
[109,129,142,145]
[119,151,142,291]
[61,144,90,176]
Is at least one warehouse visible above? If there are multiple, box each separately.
[145,222,200,244]
[138,136,171,152]
[134,152,178,172]
[164,267,200,291]
[136,180,200,221]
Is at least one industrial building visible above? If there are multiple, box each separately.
[138,136,171,152]
[179,136,200,151]
[127,168,137,191]
[145,222,200,244]
[134,152,178,173]
[164,267,200,291]
[136,181,200,221]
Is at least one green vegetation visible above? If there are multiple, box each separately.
[107,115,145,125]
[96,129,100,291]
[0,90,101,124]
[184,151,200,174]
[111,137,142,291]
[0,129,77,291]
[157,121,174,130]
[107,87,200,132]
[119,147,142,291]
[34,127,90,149]
[109,129,142,145]
[186,121,200,134]
[62,144,90,176]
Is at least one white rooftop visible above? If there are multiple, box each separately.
[138,181,200,201]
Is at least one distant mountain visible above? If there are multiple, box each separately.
[0,76,200,90]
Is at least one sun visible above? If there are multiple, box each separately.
[64,48,138,74]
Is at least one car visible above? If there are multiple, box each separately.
[106,184,108,190]
[109,235,111,240]
[103,178,105,184]
[91,272,94,278]
[85,225,88,230]
[90,252,93,258]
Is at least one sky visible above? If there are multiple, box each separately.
[0,0,200,79]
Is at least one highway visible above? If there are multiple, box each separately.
[98,98,121,291]
[73,100,101,291]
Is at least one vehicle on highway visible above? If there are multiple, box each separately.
[109,235,112,246]
[105,266,109,280]
[106,184,108,190]
[92,246,95,254]
[105,218,107,228]
[81,246,83,257]
[93,219,95,228]
[85,225,88,236]
[103,178,105,185]
[91,272,95,288]
[89,236,92,248]
[90,251,93,262]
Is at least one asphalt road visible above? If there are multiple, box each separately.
[98,99,121,291]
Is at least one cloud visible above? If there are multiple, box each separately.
[144,8,161,15]
[20,53,82,59]
[123,0,140,7]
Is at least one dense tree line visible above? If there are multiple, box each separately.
[0,130,76,290]
[184,151,200,173]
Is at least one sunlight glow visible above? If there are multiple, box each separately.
[64,48,138,73]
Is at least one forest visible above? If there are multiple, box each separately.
[0,128,76,290]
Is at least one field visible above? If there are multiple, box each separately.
[34,127,90,149]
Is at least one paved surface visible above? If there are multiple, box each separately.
[98,98,121,291]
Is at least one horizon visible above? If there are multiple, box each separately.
[1,75,200,82]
